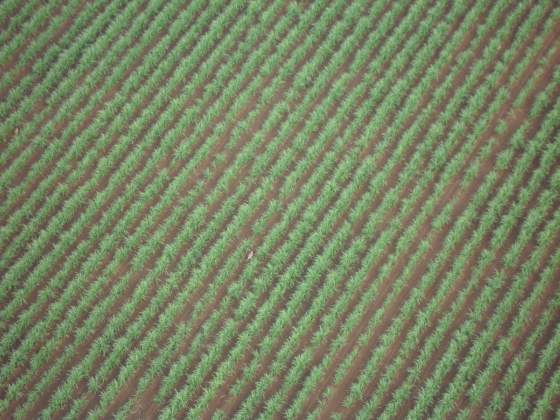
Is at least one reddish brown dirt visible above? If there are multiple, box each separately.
[221,2,469,416]
[306,3,514,416]
[0,0,231,336]
[2,1,560,420]
[308,4,560,420]
[1,2,245,414]
[0,0,80,98]
[22,1,320,416]
[0,0,211,272]
[463,255,560,420]
[129,2,371,416]
[0,0,158,197]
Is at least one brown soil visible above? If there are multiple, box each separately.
[2,1,560,419]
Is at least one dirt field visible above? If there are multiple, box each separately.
[1,0,560,419]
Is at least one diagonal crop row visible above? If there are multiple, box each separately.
[160,0,520,416]
[284,0,540,416]
[352,31,560,420]
[306,4,560,416]
[0,0,218,268]
[4,0,370,416]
